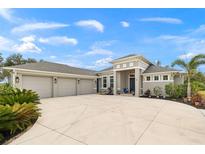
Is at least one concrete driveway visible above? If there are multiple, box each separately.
[10,95,205,145]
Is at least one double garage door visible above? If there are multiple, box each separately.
[22,75,94,98]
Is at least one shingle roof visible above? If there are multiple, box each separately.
[5,61,97,76]
[143,65,178,73]
[111,54,152,64]
[113,54,137,61]
[97,66,113,73]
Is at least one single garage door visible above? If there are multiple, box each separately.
[78,79,94,95]
[58,78,76,97]
[22,76,53,98]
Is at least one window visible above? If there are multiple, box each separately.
[163,75,168,80]
[129,62,134,67]
[154,76,159,81]
[123,63,127,68]
[110,76,114,88]
[116,65,120,69]
[103,77,107,88]
[146,76,151,81]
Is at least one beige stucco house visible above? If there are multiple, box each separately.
[3,54,184,98]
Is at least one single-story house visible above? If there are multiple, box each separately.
[3,54,184,98]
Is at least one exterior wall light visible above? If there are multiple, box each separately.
[54,78,57,84]
[15,76,20,83]
[78,79,80,84]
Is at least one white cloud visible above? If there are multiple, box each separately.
[12,35,41,53]
[12,22,69,33]
[0,9,13,21]
[39,36,78,46]
[91,40,116,48]
[86,48,113,56]
[85,40,115,56]
[86,57,113,70]
[0,36,14,51]
[20,35,36,42]
[49,55,57,59]
[75,20,104,32]
[120,21,130,27]
[139,17,183,24]
[144,33,205,58]
[95,57,113,67]
[179,53,196,60]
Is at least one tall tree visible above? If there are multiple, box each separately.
[171,54,205,101]
[0,53,3,65]
[1,53,38,81]
[4,53,25,66]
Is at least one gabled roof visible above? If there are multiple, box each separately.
[4,61,97,76]
[111,54,152,64]
[143,64,179,74]
[98,66,113,73]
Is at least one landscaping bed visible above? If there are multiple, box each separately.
[0,84,41,144]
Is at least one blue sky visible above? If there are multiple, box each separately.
[0,8,205,71]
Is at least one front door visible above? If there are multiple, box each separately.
[130,78,135,93]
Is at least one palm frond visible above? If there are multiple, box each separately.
[189,54,205,69]
[171,59,187,71]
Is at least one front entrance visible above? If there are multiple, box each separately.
[130,78,135,93]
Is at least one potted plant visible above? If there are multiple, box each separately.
[154,86,162,98]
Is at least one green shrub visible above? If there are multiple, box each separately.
[153,87,162,97]
[165,84,186,99]
[0,83,13,95]
[191,81,205,95]
[0,133,4,142]
[0,103,41,135]
[0,88,40,105]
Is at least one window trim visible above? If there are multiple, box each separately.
[110,75,114,88]
[102,76,107,88]
[154,75,159,81]
[146,76,151,81]
[163,75,168,81]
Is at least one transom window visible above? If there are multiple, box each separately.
[129,62,134,67]
[110,76,114,88]
[154,76,159,81]
[146,76,151,81]
[163,75,168,80]
[103,77,107,88]
[123,63,127,68]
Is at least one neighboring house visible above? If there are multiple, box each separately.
[3,54,184,98]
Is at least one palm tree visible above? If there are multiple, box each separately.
[171,54,205,101]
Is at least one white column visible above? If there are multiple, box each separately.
[113,71,117,95]
[135,68,141,97]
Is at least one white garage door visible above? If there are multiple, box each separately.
[58,78,76,97]
[22,76,52,98]
[78,79,94,95]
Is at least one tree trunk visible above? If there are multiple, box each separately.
[187,76,191,101]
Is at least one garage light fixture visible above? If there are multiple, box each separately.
[77,79,80,84]
[15,76,20,83]
[54,78,57,84]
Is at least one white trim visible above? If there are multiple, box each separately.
[3,67,97,79]
[102,76,108,89]
[143,80,174,83]
[109,75,114,88]
[113,66,145,71]
[153,75,160,81]
[142,71,179,75]
[162,74,169,81]
[129,62,134,67]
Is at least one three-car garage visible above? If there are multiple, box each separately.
[5,61,97,99]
